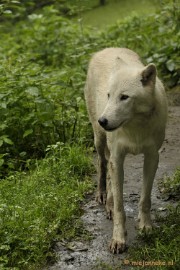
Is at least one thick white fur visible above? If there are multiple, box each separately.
[84,48,167,253]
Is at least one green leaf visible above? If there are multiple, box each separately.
[25,87,39,96]
[19,151,27,157]
[0,124,7,130]
[0,244,10,251]
[3,10,12,14]
[166,60,175,72]
[0,102,7,109]
[11,1,20,3]
[3,137,14,145]
[0,140,3,147]
[23,129,33,138]
[0,159,4,167]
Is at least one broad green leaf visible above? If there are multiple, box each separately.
[11,1,20,3]
[0,244,10,251]
[166,60,175,72]
[0,124,7,130]
[0,159,4,166]
[23,129,33,138]
[0,102,7,109]
[3,137,14,145]
[25,87,39,96]
[3,10,12,14]
[19,151,27,157]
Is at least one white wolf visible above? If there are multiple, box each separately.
[84,48,167,254]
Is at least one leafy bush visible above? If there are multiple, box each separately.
[0,8,94,175]
[0,1,179,175]
[0,0,94,22]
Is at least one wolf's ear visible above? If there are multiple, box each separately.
[141,63,156,86]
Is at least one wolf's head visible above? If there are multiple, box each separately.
[98,58,157,131]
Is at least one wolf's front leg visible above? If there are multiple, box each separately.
[109,153,127,253]
[138,150,159,230]
[96,156,107,204]
[95,133,108,204]
[106,166,114,220]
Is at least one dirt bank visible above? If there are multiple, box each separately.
[46,105,180,270]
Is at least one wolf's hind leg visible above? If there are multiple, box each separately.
[138,150,159,230]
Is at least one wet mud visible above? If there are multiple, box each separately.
[46,105,180,270]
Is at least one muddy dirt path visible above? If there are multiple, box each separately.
[47,105,180,270]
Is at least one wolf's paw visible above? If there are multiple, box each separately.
[138,223,153,234]
[96,191,107,204]
[106,207,114,220]
[105,202,114,220]
[139,223,152,230]
[109,238,127,254]
[138,214,153,232]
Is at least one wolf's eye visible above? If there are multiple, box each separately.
[120,94,129,101]
[107,93,110,99]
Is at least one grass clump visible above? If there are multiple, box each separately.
[159,168,180,200]
[127,205,180,269]
[0,143,94,270]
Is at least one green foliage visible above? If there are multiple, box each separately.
[0,7,94,175]
[0,143,94,269]
[0,0,21,16]
[101,0,179,87]
[0,1,179,175]
[0,0,92,22]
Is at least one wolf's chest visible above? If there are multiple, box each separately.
[108,128,153,155]
[119,136,146,155]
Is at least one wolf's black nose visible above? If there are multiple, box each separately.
[98,117,108,128]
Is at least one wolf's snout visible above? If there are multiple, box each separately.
[98,117,108,128]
